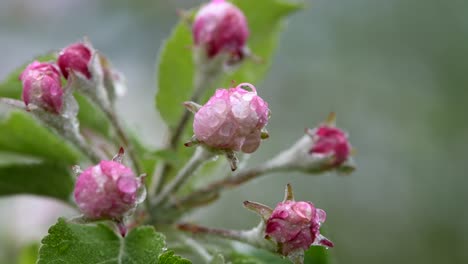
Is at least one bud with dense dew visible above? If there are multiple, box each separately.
[193,0,249,64]
[73,159,144,220]
[266,200,334,255]
[193,83,270,154]
[243,184,333,263]
[58,42,92,79]
[308,124,351,167]
[19,61,63,114]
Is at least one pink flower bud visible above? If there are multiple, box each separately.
[58,42,92,79]
[193,83,269,153]
[193,0,249,62]
[266,201,334,255]
[309,126,351,166]
[19,61,63,114]
[73,160,143,220]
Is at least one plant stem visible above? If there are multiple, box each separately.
[102,107,142,175]
[180,235,213,263]
[151,147,215,207]
[177,221,275,251]
[66,131,102,164]
[169,162,279,210]
[152,65,222,195]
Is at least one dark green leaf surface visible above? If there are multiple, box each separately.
[304,246,332,264]
[156,22,194,130]
[0,162,73,201]
[158,251,191,264]
[0,111,81,163]
[38,219,190,264]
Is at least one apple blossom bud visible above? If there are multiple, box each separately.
[58,42,92,79]
[19,61,63,114]
[193,0,249,63]
[193,83,270,154]
[74,160,144,220]
[266,200,334,255]
[308,125,351,167]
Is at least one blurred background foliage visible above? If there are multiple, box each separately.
[0,0,467,263]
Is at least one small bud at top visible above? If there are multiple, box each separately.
[309,125,351,167]
[266,200,333,256]
[192,0,249,63]
[193,83,270,153]
[19,61,63,114]
[58,42,92,79]
[73,160,144,220]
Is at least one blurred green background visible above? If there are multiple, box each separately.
[1,0,467,263]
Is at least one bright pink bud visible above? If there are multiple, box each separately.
[266,201,334,255]
[58,43,92,79]
[74,161,143,220]
[193,83,269,153]
[193,0,249,62]
[19,61,63,114]
[309,126,351,166]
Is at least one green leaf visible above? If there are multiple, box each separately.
[230,250,290,264]
[38,219,191,264]
[156,21,194,130]
[0,162,73,201]
[158,251,191,264]
[0,111,81,164]
[304,247,332,264]
[17,243,39,264]
[219,0,304,87]
[155,0,302,130]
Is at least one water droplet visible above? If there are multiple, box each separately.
[136,186,147,204]
[213,100,227,114]
[219,122,235,137]
[232,101,250,119]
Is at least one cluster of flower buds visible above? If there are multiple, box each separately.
[58,41,125,110]
[192,0,250,66]
[73,149,145,221]
[185,83,270,170]
[18,40,125,117]
[244,184,333,263]
[11,40,130,164]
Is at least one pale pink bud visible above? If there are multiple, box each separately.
[193,83,269,153]
[193,0,249,62]
[58,42,92,79]
[309,126,351,166]
[266,201,334,255]
[19,61,63,114]
[73,160,143,220]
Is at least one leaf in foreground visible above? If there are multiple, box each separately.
[38,218,191,264]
